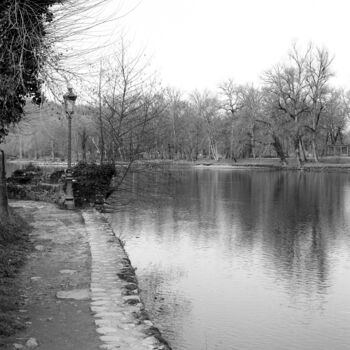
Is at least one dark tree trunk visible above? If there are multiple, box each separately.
[311,133,319,162]
[51,139,55,160]
[294,136,304,168]
[98,61,105,165]
[0,150,10,225]
[299,138,308,162]
[272,134,287,165]
[80,128,88,163]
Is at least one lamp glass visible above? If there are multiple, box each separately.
[65,99,75,113]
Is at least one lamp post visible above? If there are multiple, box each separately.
[63,84,77,209]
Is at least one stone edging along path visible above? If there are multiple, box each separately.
[82,210,171,350]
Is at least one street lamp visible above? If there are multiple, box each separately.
[63,84,77,209]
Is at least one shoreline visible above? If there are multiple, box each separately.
[193,162,350,171]
[7,157,350,172]
[3,201,171,350]
[83,209,172,350]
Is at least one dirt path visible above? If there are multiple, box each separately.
[2,201,100,350]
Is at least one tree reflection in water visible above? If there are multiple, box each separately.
[110,168,350,350]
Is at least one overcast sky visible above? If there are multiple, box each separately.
[86,0,350,93]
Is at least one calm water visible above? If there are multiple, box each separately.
[111,168,350,350]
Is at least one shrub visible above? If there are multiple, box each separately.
[71,162,117,207]
[23,163,42,173]
[8,163,42,184]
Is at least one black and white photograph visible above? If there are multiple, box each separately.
[1,1,350,349]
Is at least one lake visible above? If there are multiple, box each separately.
[110,167,350,350]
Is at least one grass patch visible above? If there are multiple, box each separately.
[0,211,31,336]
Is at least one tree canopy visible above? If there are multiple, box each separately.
[0,0,63,142]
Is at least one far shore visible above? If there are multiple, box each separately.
[6,157,350,171]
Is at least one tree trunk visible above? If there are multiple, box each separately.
[210,141,219,161]
[0,150,10,224]
[311,133,319,162]
[82,145,87,162]
[172,111,177,160]
[272,134,287,165]
[19,135,23,160]
[251,128,256,158]
[294,136,304,168]
[51,140,55,160]
[230,118,234,160]
[299,138,307,162]
[98,60,105,164]
[80,128,87,163]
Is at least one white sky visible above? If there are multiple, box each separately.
[81,0,350,93]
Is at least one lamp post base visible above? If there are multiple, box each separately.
[64,198,75,210]
[64,170,75,210]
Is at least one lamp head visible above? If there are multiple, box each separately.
[63,84,77,114]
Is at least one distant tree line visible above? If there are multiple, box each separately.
[3,43,350,167]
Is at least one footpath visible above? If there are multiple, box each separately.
[2,201,170,350]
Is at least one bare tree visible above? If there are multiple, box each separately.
[304,47,333,161]
[219,79,243,161]
[165,88,183,159]
[191,90,221,160]
[264,45,310,167]
[321,89,350,152]
[240,85,264,158]
[95,39,167,196]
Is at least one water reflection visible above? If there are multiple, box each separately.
[111,169,350,350]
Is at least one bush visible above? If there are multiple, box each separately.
[71,162,117,207]
[23,163,42,173]
[8,163,42,184]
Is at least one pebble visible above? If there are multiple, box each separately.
[59,269,77,275]
[13,344,24,350]
[26,337,39,348]
[30,277,41,282]
[99,345,121,350]
[34,245,44,251]
[56,289,90,300]
[99,335,121,343]
[96,326,119,335]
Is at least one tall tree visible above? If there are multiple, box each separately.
[240,85,264,158]
[321,89,350,152]
[264,45,310,167]
[304,47,333,161]
[0,0,60,224]
[191,91,221,160]
[219,79,243,161]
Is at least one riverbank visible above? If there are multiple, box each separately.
[0,201,170,350]
[193,157,350,171]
